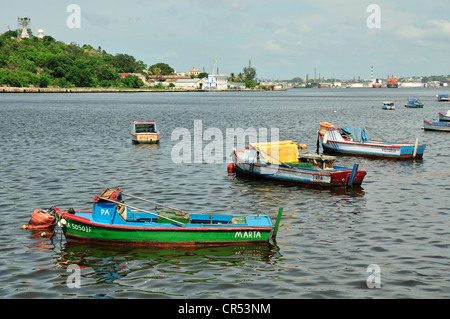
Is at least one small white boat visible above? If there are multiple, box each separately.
[436,94,449,102]
[131,121,160,144]
[382,101,395,110]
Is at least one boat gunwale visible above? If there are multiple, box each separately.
[424,120,450,126]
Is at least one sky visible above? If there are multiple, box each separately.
[1,0,449,80]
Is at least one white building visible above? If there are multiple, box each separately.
[204,74,228,90]
[175,78,204,90]
[400,82,424,88]
[186,67,202,77]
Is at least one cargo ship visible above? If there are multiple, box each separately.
[387,76,398,88]
[372,79,382,88]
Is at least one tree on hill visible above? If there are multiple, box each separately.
[112,53,146,73]
[121,74,144,88]
[148,63,174,76]
[0,32,150,88]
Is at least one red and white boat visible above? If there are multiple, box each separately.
[318,122,426,160]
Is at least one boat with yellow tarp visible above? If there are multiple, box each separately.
[231,140,366,188]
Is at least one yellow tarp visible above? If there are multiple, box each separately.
[251,141,306,164]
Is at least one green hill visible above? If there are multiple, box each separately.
[0,31,147,88]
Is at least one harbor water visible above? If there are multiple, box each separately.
[0,88,448,299]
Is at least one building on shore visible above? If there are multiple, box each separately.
[186,67,202,77]
[400,82,424,88]
[174,78,204,90]
[203,60,228,90]
[204,74,228,90]
[228,82,246,90]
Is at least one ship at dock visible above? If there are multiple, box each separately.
[387,76,398,88]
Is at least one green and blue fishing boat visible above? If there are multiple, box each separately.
[31,188,282,247]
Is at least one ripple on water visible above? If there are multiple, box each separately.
[1,90,449,299]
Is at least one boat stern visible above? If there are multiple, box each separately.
[330,167,367,187]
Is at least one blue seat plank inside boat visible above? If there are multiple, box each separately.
[127,212,158,222]
[190,214,233,224]
[246,215,273,227]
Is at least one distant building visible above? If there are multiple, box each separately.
[228,82,246,90]
[186,67,202,77]
[400,82,423,88]
[204,74,228,90]
[175,78,204,90]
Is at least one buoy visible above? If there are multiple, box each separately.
[27,209,56,230]
[227,163,236,173]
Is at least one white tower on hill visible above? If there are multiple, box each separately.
[18,17,31,39]
[36,29,44,38]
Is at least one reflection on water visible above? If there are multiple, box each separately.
[50,241,282,298]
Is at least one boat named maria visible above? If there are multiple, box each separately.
[27,188,283,247]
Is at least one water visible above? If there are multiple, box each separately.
[0,88,448,299]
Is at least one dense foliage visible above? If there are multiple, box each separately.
[0,31,151,88]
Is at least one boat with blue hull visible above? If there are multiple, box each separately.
[436,94,449,102]
[405,98,424,108]
[423,120,450,132]
[231,140,366,188]
[318,122,425,160]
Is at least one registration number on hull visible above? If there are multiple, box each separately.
[67,221,92,233]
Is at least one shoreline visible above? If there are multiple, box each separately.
[0,87,278,93]
[0,87,213,93]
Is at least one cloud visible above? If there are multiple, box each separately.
[396,19,450,47]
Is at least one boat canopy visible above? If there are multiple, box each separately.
[133,122,157,133]
[250,140,305,165]
[341,127,369,142]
